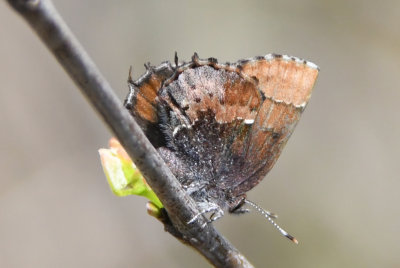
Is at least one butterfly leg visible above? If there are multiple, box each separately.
[230,207,250,214]
[187,201,224,227]
[228,195,250,214]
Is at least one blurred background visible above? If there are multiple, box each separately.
[1,0,399,267]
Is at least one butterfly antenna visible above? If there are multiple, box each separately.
[244,199,298,244]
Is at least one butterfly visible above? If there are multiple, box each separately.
[125,53,318,242]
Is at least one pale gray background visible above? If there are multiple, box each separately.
[1,0,399,267]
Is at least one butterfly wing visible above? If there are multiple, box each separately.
[230,55,319,196]
[156,65,263,191]
[125,62,175,147]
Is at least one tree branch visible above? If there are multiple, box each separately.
[6,0,254,267]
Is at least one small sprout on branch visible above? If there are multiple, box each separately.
[99,138,163,210]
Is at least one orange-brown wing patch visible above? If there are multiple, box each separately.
[134,93,158,122]
[131,72,169,123]
[240,56,318,107]
[232,56,318,194]
[167,66,262,125]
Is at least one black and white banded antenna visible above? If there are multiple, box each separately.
[245,199,298,244]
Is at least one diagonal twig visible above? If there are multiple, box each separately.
[6,0,254,267]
